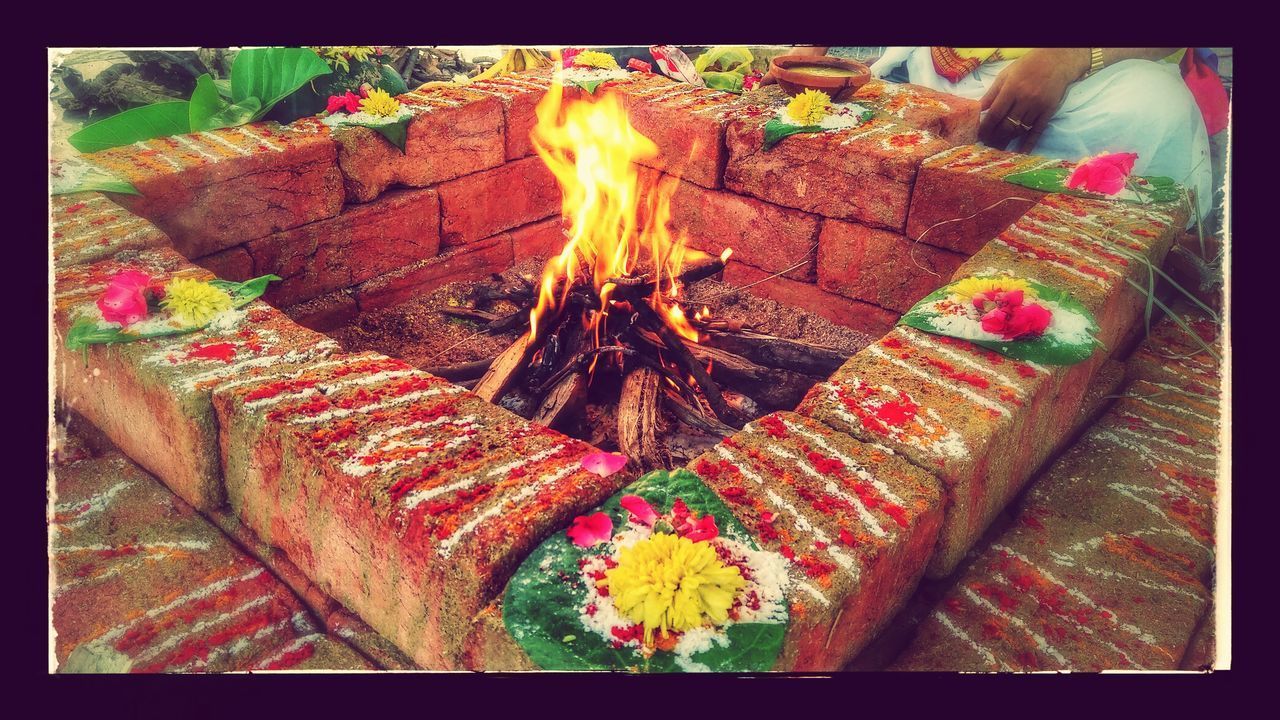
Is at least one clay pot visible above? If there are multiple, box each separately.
[769,54,872,102]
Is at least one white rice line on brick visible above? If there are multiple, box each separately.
[400,442,565,509]
[1007,225,1123,277]
[992,543,1160,646]
[172,617,297,672]
[170,133,222,162]
[239,365,413,410]
[993,238,1109,287]
[1116,412,1219,452]
[715,445,860,583]
[243,387,319,411]
[247,632,324,671]
[182,344,341,392]
[1088,430,1207,498]
[139,328,285,367]
[1144,380,1218,403]
[437,462,579,558]
[235,126,284,152]
[55,193,112,215]
[819,383,970,461]
[924,144,972,167]
[867,344,1010,417]
[53,480,133,527]
[649,85,702,105]
[94,567,267,646]
[1104,484,1210,550]
[55,540,211,554]
[954,156,1014,176]
[199,131,254,156]
[902,331,1028,396]
[341,415,479,479]
[762,445,888,539]
[932,607,1009,671]
[1051,548,1206,601]
[839,125,892,146]
[56,556,158,596]
[133,140,186,171]
[1106,425,1216,463]
[780,418,906,506]
[959,584,1069,668]
[215,356,355,394]
[288,384,462,426]
[317,369,418,394]
[54,215,137,235]
[88,226,159,249]
[1020,216,1148,256]
[1126,394,1218,425]
[989,569,1145,669]
[131,593,277,665]
[497,75,550,91]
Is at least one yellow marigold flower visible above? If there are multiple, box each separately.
[950,276,1036,301]
[161,278,233,328]
[359,88,402,117]
[601,532,745,646]
[785,89,832,126]
[573,50,620,70]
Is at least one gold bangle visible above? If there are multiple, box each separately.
[1083,47,1104,78]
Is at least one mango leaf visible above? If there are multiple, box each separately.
[899,277,1101,365]
[230,47,332,122]
[376,63,409,96]
[701,70,744,93]
[189,74,262,132]
[503,468,787,672]
[763,118,822,150]
[341,117,412,153]
[568,78,605,94]
[209,274,282,306]
[1005,168,1182,204]
[68,101,191,154]
[694,47,754,75]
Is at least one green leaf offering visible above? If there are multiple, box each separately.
[341,116,412,153]
[701,71,744,93]
[230,47,332,122]
[51,159,138,196]
[503,468,789,672]
[898,275,1101,365]
[376,63,409,96]
[569,78,605,94]
[189,74,262,132]
[763,117,823,150]
[68,101,192,154]
[1004,168,1182,204]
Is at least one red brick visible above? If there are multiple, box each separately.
[905,145,1068,254]
[615,75,753,189]
[51,193,169,269]
[245,187,441,306]
[723,261,900,337]
[438,157,560,247]
[852,80,980,145]
[355,232,514,311]
[311,86,507,203]
[667,180,820,281]
[1126,303,1222,395]
[52,451,372,672]
[194,245,254,282]
[725,87,952,231]
[281,289,359,333]
[817,220,966,312]
[463,71,554,160]
[511,217,569,260]
[85,123,344,258]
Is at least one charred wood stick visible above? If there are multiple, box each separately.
[617,366,667,469]
[486,310,530,335]
[606,256,726,294]
[533,371,589,430]
[422,357,495,381]
[629,349,704,412]
[474,332,536,403]
[701,329,848,377]
[532,345,634,397]
[678,337,817,412]
[663,390,736,439]
[629,300,739,427]
[441,307,501,323]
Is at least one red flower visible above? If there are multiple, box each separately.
[981,302,1052,340]
[326,91,362,114]
[1065,152,1139,196]
[742,72,763,91]
[561,48,584,68]
[581,451,627,478]
[971,289,1024,312]
[566,512,613,547]
[97,270,152,327]
[627,58,652,73]
[683,514,720,542]
[619,495,657,526]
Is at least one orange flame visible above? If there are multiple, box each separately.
[527,77,706,348]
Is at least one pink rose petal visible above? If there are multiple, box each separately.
[619,495,658,526]
[683,514,719,542]
[566,512,613,547]
[581,451,628,478]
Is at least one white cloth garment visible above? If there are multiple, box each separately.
[872,47,1212,219]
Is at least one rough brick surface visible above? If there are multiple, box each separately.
[194,245,254,282]
[51,451,372,672]
[212,359,636,668]
[245,187,441,306]
[54,249,339,509]
[616,76,753,188]
[723,261,900,337]
[52,193,169,268]
[892,513,1210,671]
[302,86,506,203]
[1180,605,1216,670]
[669,179,820,280]
[85,123,344,258]
[438,156,559,247]
[725,87,952,231]
[355,232,515,311]
[852,81,980,145]
[463,72,553,160]
[1126,303,1223,396]
[817,219,967,312]
[799,195,1188,577]
[511,217,568,260]
[905,145,1068,254]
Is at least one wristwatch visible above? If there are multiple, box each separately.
[1082,48,1105,78]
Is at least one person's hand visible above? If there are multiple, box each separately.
[978,48,1089,153]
